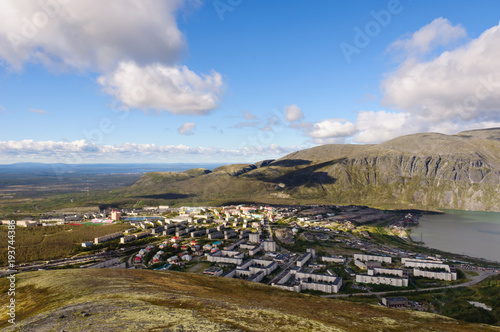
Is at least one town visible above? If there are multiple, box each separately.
[3,203,499,312]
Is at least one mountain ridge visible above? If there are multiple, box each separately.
[124,128,500,211]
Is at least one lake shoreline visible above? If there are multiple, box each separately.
[409,210,500,263]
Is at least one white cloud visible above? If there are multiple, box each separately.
[285,104,304,122]
[0,0,225,115]
[299,110,411,144]
[353,110,412,143]
[0,0,185,71]
[351,110,500,144]
[303,109,500,145]
[308,119,356,141]
[27,108,49,115]
[382,20,500,124]
[296,21,500,145]
[0,139,301,163]
[388,18,466,57]
[98,62,223,115]
[178,122,196,135]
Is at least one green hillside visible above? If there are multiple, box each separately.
[121,128,500,211]
[1,269,498,331]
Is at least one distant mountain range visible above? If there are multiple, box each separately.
[0,163,224,175]
[125,128,500,212]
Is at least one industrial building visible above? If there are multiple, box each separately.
[382,297,408,308]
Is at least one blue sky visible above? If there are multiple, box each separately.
[1,0,500,163]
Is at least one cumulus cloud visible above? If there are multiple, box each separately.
[178,122,196,136]
[27,108,49,115]
[0,139,300,163]
[0,0,224,115]
[307,119,356,143]
[304,109,500,145]
[298,20,500,145]
[301,111,410,144]
[353,111,412,143]
[388,18,466,57]
[382,20,500,124]
[285,104,304,122]
[0,0,185,71]
[98,62,223,115]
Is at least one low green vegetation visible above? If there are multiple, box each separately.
[341,275,500,326]
[0,223,130,264]
[0,269,497,331]
[424,278,499,325]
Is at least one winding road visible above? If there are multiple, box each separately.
[321,270,499,298]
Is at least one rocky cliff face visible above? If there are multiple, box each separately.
[126,128,500,211]
[271,129,500,211]
[314,151,500,211]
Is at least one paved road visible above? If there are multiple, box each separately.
[127,252,135,267]
[321,271,499,298]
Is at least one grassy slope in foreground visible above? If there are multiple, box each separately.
[0,269,498,331]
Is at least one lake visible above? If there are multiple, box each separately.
[410,210,500,263]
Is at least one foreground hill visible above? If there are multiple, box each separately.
[124,128,500,211]
[0,269,497,331]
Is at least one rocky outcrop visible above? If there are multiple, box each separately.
[126,128,500,211]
